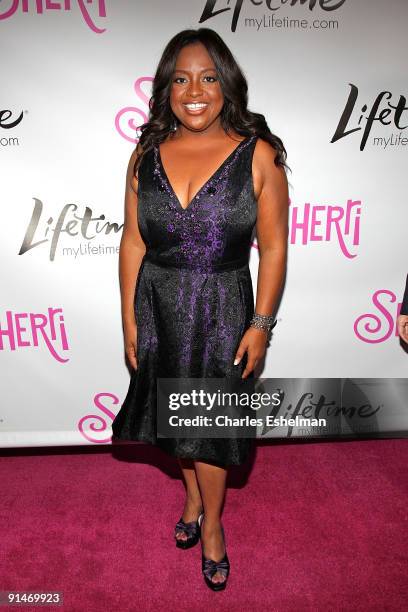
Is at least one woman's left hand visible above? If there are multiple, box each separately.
[234,326,269,379]
[398,314,408,344]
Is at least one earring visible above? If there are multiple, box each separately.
[172,118,178,132]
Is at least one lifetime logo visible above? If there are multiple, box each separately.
[0,108,24,130]
[331,84,408,151]
[199,0,347,32]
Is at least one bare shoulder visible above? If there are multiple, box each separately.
[253,137,282,173]
[252,137,287,199]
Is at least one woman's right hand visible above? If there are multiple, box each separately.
[398,314,408,344]
[124,320,138,370]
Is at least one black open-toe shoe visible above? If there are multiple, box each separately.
[200,516,230,591]
[174,510,204,549]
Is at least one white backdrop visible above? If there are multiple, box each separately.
[1,0,407,447]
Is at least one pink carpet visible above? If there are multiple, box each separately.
[1,438,407,611]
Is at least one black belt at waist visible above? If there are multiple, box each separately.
[143,250,249,272]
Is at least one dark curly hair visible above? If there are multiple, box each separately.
[133,27,290,177]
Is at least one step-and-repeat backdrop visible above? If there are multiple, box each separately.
[1,0,407,447]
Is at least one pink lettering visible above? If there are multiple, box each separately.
[0,307,69,362]
[78,392,119,443]
[290,198,361,257]
[291,202,311,245]
[354,289,400,343]
[115,77,154,143]
[0,0,107,34]
[310,206,325,241]
[15,313,30,347]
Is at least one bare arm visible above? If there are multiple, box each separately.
[119,144,146,368]
[254,138,289,318]
[235,138,289,378]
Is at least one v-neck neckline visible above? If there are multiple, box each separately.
[155,135,252,213]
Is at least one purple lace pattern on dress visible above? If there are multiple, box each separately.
[111,134,257,464]
[152,137,255,371]
[153,136,255,271]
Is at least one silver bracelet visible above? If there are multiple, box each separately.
[249,313,276,333]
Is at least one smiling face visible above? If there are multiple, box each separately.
[169,42,224,134]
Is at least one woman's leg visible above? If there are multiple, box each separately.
[175,457,204,542]
[194,461,228,585]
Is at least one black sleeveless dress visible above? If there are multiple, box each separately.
[112,135,259,466]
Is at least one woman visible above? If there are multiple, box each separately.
[398,273,408,343]
[112,28,289,590]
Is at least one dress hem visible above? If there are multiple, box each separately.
[111,432,252,467]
